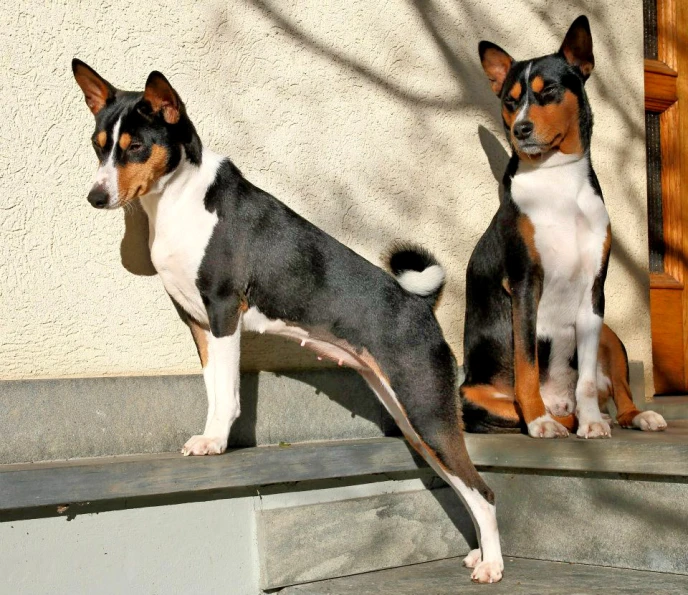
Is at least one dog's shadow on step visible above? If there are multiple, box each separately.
[227,336,401,448]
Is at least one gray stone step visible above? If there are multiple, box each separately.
[255,423,688,589]
[0,369,396,464]
[279,556,688,594]
[258,466,688,588]
[4,424,688,590]
[5,423,688,517]
[0,361,647,464]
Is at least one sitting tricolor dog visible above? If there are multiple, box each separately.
[460,16,667,438]
[72,61,504,583]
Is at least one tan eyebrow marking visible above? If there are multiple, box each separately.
[119,133,132,151]
[96,131,107,148]
[531,76,544,93]
[509,81,522,100]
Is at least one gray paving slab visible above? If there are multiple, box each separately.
[280,556,688,594]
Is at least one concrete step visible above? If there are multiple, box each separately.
[0,369,396,464]
[278,556,688,594]
[0,361,647,464]
[257,423,688,589]
[3,425,687,592]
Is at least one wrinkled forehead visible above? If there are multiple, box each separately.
[92,91,143,144]
[502,55,576,99]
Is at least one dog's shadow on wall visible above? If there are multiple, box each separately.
[478,125,510,203]
[120,204,157,276]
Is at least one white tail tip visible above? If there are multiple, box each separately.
[396,265,445,297]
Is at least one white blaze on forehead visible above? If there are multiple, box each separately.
[514,62,533,124]
[93,116,122,206]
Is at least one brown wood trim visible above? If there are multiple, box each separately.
[651,287,685,393]
[676,0,688,389]
[649,0,687,394]
[660,103,682,282]
[658,0,677,70]
[645,59,678,77]
[645,59,678,112]
[650,272,684,290]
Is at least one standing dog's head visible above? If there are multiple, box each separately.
[72,60,202,209]
[479,15,595,161]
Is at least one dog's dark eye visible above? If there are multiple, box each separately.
[503,96,518,111]
[540,85,560,99]
[128,142,144,153]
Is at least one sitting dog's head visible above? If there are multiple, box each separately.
[479,15,595,161]
[72,61,202,209]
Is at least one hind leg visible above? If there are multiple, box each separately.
[361,370,503,583]
[462,384,575,434]
[598,325,666,431]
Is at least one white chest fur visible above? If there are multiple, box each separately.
[510,153,609,339]
[140,150,224,325]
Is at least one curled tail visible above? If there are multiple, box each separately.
[386,243,446,308]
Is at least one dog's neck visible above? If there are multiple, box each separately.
[508,149,593,208]
[139,147,224,224]
[515,149,588,171]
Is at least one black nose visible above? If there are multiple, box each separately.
[513,121,534,141]
[87,187,109,209]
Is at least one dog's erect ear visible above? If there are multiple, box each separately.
[479,41,514,96]
[143,71,181,124]
[72,59,116,116]
[559,15,594,79]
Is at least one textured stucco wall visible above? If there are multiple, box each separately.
[0,2,650,390]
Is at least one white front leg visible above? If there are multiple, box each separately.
[575,301,609,438]
[182,322,242,456]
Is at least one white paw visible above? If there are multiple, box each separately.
[601,413,613,424]
[181,435,228,456]
[632,410,667,432]
[577,420,611,439]
[462,549,481,569]
[528,415,569,438]
[543,395,575,417]
[471,560,504,584]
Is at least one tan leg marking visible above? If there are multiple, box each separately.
[462,385,520,422]
[598,324,639,427]
[512,215,546,423]
[188,319,209,368]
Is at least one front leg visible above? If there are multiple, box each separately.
[511,271,569,439]
[575,302,610,439]
[574,222,612,439]
[182,296,243,456]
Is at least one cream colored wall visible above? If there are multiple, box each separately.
[0,2,651,392]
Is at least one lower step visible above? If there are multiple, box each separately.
[279,556,688,594]
[257,424,688,589]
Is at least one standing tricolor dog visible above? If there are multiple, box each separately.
[72,61,503,582]
[461,16,667,437]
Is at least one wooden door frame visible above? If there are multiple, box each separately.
[645,0,688,393]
